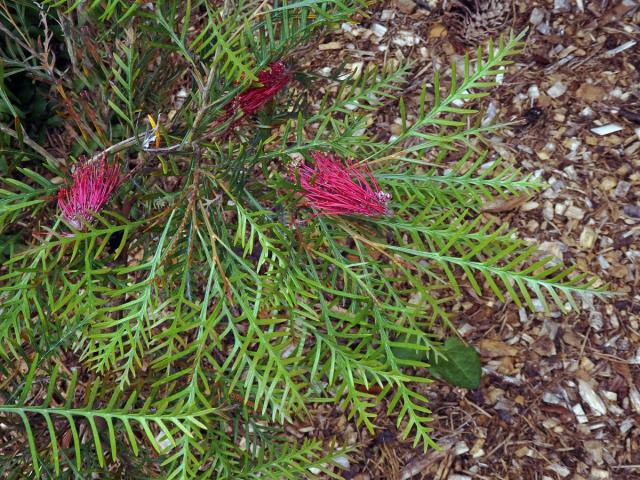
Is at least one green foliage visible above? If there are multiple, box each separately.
[0,355,214,478]
[0,1,605,478]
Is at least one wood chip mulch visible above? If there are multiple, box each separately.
[296,1,640,478]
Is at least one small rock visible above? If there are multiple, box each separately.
[564,138,581,156]
[380,9,395,21]
[371,23,388,38]
[588,311,603,331]
[175,88,189,109]
[470,438,485,458]
[581,293,594,310]
[453,441,469,456]
[605,39,637,58]
[529,7,546,25]
[543,392,564,405]
[408,291,423,305]
[548,463,571,478]
[599,176,617,191]
[521,201,539,212]
[563,165,577,180]
[572,403,588,423]
[392,30,421,47]
[518,308,529,324]
[528,84,540,101]
[597,255,610,270]
[623,204,640,218]
[536,21,551,35]
[333,455,350,469]
[531,299,545,313]
[319,41,342,50]
[625,141,640,157]
[591,124,624,135]
[580,106,594,117]
[620,418,635,434]
[341,22,353,33]
[629,347,640,365]
[481,101,498,127]
[590,468,609,479]
[537,142,556,161]
[610,87,630,100]
[578,379,607,416]
[539,240,566,260]
[554,202,566,216]
[579,226,597,250]
[553,0,571,12]
[565,205,585,220]
[394,0,417,14]
[543,179,563,198]
[613,180,631,198]
[543,202,554,221]
[547,81,568,98]
[630,386,640,414]
[537,150,551,161]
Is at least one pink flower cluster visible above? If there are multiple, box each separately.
[56,60,391,227]
[219,61,292,131]
[291,152,391,217]
[57,154,121,229]
[236,61,291,117]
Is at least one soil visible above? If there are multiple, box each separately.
[299,1,640,478]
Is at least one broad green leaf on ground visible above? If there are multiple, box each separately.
[427,338,482,389]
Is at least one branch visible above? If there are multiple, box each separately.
[0,123,63,167]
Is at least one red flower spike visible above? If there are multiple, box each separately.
[219,61,292,131]
[57,154,121,229]
[237,61,291,116]
[292,152,391,217]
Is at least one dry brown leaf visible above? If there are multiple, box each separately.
[481,194,530,213]
[575,83,606,102]
[478,339,519,357]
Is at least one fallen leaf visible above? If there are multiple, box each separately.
[575,83,606,102]
[481,193,530,213]
[478,339,519,358]
[429,23,448,39]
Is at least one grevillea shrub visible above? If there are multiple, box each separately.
[0,2,603,478]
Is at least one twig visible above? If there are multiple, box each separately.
[190,65,218,141]
[88,132,148,162]
[58,12,79,76]
[0,22,33,55]
[189,0,236,139]
[0,5,65,79]
[0,123,62,167]
[143,144,190,154]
